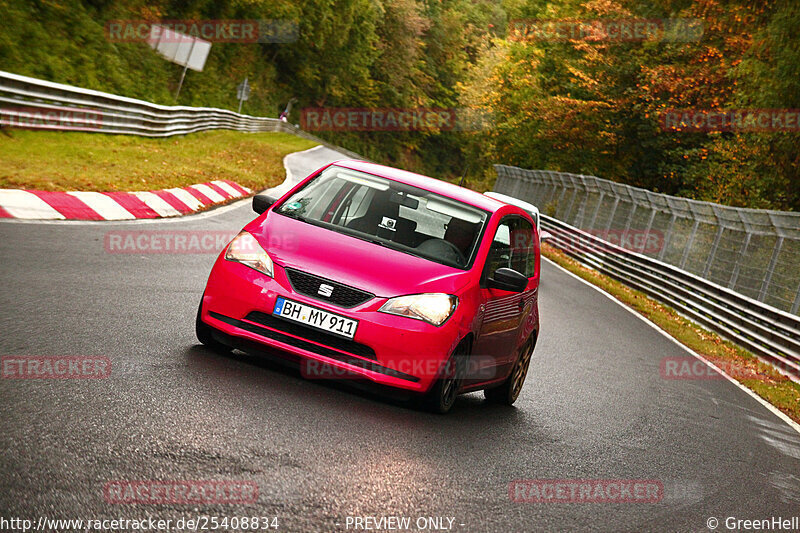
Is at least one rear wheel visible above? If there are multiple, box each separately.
[195,301,232,354]
[423,339,469,414]
[485,336,535,405]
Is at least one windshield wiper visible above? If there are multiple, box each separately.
[278,210,305,220]
[364,237,452,265]
[367,238,391,248]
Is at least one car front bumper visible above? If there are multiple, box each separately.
[200,254,463,393]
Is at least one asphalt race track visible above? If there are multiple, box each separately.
[1,146,800,532]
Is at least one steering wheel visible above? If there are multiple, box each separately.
[417,238,466,266]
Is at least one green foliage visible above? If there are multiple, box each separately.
[1,0,798,210]
[459,0,800,210]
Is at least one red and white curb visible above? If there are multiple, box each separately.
[0,180,252,220]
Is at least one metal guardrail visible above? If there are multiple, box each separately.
[495,168,800,381]
[0,69,367,160]
[0,70,283,137]
[495,165,800,317]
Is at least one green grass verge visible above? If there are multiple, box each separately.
[542,243,800,425]
[0,130,318,192]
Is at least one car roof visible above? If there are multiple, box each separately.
[332,160,507,213]
[484,191,540,216]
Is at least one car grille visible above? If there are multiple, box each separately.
[244,311,377,360]
[284,268,374,308]
[208,312,418,382]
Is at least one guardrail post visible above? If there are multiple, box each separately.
[759,237,783,302]
[524,171,539,204]
[563,186,578,224]
[658,212,677,261]
[643,207,657,240]
[792,285,800,315]
[511,169,523,197]
[792,284,800,315]
[556,176,570,217]
[545,172,559,207]
[604,197,620,232]
[588,192,605,230]
[679,220,700,270]
[728,232,751,289]
[622,203,637,234]
[728,209,754,290]
[702,225,725,278]
[573,176,591,225]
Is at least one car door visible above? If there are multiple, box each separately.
[469,216,536,383]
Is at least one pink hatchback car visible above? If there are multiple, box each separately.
[197,161,540,413]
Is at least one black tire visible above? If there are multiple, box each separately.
[485,336,535,405]
[423,340,469,414]
[195,302,232,354]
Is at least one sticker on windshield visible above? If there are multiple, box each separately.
[285,201,303,211]
[379,217,397,231]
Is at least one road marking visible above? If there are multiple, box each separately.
[0,189,66,219]
[221,180,252,195]
[213,180,244,198]
[165,188,204,211]
[190,183,226,203]
[132,191,181,217]
[67,191,136,220]
[543,256,800,436]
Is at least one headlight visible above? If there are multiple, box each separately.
[225,231,274,277]
[378,293,457,326]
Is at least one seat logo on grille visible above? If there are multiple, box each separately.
[318,284,334,297]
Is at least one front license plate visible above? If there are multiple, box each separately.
[273,297,358,339]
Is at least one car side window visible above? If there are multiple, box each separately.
[486,221,512,275]
[485,217,535,279]
[510,218,535,278]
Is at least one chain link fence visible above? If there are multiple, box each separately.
[495,165,800,316]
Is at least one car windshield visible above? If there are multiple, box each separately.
[274,166,488,269]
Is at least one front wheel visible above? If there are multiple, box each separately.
[196,301,232,354]
[485,336,535,405]
[422,340,469,414]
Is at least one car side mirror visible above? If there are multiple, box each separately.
[253,193,278,214]
[488,267,528,292]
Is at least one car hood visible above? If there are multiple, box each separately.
[247,212,471,298]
